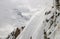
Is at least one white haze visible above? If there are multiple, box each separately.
[0,0,53,38]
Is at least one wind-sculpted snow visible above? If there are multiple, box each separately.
[16,8,47,39]
[0,0,53,39]
[16,6,60,39]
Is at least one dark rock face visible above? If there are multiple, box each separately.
[44,30,48,39]
[43,5,60,39]
[45,11,51,15]
[14,28,20,38]
[55,0,60,10]
[6,28,20,39]
[21,26,25,30]
[6,26,25,39]
[46,19,49,22]
[30,36,32,39]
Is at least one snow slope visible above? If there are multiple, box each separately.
[16,7,52,39]
[0,0,53,39]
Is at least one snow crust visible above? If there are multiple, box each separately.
[0,0,53,39]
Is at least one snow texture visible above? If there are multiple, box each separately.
[0,0,55,39]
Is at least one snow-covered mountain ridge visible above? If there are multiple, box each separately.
[16,6,60,39]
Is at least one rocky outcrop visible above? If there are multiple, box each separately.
[6,26,25,39]
[43,6,60,39]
